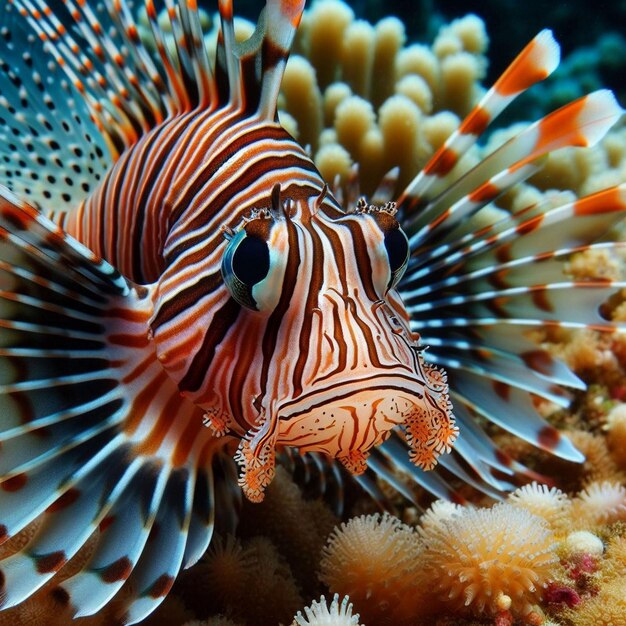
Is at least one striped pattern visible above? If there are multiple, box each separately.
[0,0,624,622]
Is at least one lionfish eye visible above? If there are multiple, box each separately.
[384,226,410,289]
[221,230,271,310]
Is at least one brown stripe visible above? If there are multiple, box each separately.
[178,297,241,393]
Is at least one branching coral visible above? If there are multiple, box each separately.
[279,2,488,197]
[415,503,559,619]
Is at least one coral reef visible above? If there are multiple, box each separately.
[319,513,420,624]
[6,1,626,625]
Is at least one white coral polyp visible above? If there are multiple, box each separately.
[507,482,571,532]
[576,480,626,525]
[292,594,361,626]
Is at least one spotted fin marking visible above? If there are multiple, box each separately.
[397,29,561,212]
[0,187,228,622]
[2,0,214,221]
[451,372,584,461]
[0,9,110,213]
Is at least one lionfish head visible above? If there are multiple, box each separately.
[206,185,458,496]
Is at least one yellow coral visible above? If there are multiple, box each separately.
[603,534,626,579]
[279,5,490,199]
[565,577,626,625]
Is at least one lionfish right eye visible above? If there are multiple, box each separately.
[221,230,271,310]
[384,227,410,289]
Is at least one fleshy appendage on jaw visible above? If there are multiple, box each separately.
[235,355,457,502]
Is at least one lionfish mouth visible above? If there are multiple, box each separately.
[276,377,428,461]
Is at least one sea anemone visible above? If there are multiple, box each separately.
[415,503,559,618]
[420,499,465,531]
[291,595,362,626]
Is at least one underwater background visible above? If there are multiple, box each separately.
[1,0,626,625]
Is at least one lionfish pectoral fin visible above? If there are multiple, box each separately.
[397,29,561,214]
[0,187,222,622]
[5,0,219,223]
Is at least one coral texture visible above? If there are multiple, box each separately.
[416,503,559,618]
[291,595,362,626]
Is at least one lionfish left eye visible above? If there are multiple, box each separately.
[221,230,271,310]
[384,226,410,290]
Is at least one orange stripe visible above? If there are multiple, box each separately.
[134,392,181,457]
[459,106,490,136]
[495,39,550,96]
[172,414,204,466]
[423,147,458,177]
[124,371,168,435]
[535,97,587,152]
[468,181,500,204]
[574,186,625,216]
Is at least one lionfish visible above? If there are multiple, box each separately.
[0,0,623,620]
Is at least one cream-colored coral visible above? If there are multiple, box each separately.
[507,482,572,535]
[563,530,604,556]
[415,503,558,618]
[292,594,362,626]
[279,5,489,199]
[419,499,465,531]
[320,512,417,597]
[571,480,626,526]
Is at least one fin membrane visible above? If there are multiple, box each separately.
[0,186,235,623]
